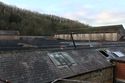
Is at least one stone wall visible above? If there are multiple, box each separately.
[0,35,19,40]
[55,68,113,83]
[54,33,119,41]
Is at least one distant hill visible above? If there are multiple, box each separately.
[0,2,90,36]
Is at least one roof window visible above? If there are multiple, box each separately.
[48,52,76,67]
[112,51,125,57]
[99,50,109,57]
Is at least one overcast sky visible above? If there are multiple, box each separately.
[1,0,125,27]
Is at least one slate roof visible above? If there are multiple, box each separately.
[111,56,125,63]
[21,37,70,48]
[0,40,21,47]
[106,46,125,63]
[0,30,19,35]
[0,40,38,51]
[93,25,124,33]
[0,48,112,83]
[96,46,125,62]
[0,40,26,51]
[55,24,124,34]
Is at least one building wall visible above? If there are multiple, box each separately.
[56,67,113,83]
[115,62,125,81]
[54,33,119,41]
[0,35,19,40]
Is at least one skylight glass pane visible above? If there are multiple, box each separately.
[49,53,62,66]
[55,53,66,65]
[48,52,76,67]
[112,53,119,57]
[113,52,125,57]
[63,52,76,64]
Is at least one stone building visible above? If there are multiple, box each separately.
[111,57,125,82]
[0,30,19,40]
[54,25,125,41]
[1,36,125,83]
[96,46,125,83]
[0,48,113,83]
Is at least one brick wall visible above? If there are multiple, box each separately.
[116,62,125,80]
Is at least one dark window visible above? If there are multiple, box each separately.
[99,50,109,57]
[48,52,76,67]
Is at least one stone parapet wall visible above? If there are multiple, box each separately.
[65,68,113,83]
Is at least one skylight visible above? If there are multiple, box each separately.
[112,51,125,57]
[98,50,125,59]
[48,52,76,67]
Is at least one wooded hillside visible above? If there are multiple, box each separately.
[0,2,90,36]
